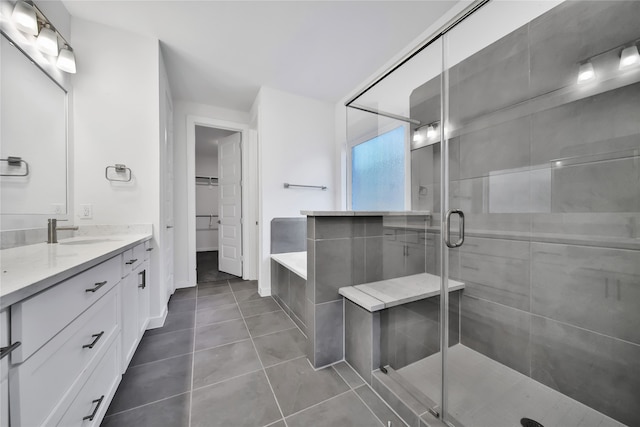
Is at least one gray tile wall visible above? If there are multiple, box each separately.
[406,2,640,424]
[270,218,307,254]
[306,215,429,368]
[271,260,306,337]
[380,291,460,370]
[344,300,380,384]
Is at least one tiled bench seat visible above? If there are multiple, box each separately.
[339,273,465,385]
[339,273,464,312]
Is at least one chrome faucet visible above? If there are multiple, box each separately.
[47,218,79,244]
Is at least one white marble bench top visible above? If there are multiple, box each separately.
[339,273,465,312]
[271,251,307,280]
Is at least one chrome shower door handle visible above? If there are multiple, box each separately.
[443,209,465,248]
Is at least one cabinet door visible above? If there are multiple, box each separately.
[1,310,9,427]
[121,274,138,371]
[136,262,150,338]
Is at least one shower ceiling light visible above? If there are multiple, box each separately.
[12,0,38,35]
[36,23,59,56]
[619,45,640,69]
[577,62,596,83]
[57,45,76,73]
[427,124,437,139]
[413,130,424,143]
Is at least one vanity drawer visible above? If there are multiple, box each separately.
[10,286,119,427]
[144,240,153,260]
[56,337,120,427]
[11,255,120,363]
[121,243,145,276]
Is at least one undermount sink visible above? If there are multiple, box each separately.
[59,239,115,245]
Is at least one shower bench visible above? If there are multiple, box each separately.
[338,273,464,384]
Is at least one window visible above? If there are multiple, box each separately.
[351,126,406,210]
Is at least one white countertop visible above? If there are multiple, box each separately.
[0,233,152,310]
[340,273,465,312]
[271,251,307,280]
[301,210,431,217]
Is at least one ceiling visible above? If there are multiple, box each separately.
[62,1,458,112]
[195,125,235,157]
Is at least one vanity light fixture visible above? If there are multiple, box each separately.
[36,23,58,56]
[56,45,76,73]
[619,45,640,70]
[577,61,596,83]
[11,0,38,36]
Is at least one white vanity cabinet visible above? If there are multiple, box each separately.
[3,237,153,427]
[1,309,10,427]
[121,243,150,371]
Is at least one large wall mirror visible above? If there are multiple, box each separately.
[1,33,68,219]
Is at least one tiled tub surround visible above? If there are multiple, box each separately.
[271,255,307,336]
[305,213,431,369]
[0,226,153,309]
[404,2,640,425]
[270,217,306,254]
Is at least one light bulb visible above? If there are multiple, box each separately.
[577,62,596,83]
[619,45,640,70]
[36,24,59,56]
[12,1,38,36]
[426,125,437,139]
[577,62,595,83]
[413,130,424,143]
[57,45,76,73]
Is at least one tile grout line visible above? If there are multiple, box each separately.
[282,388,354,420]
[230,284,290,427]
[188,280,210,427]
[333,361,410,427]
[104,391,191,419]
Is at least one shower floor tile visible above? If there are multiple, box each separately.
[396,344,625,427]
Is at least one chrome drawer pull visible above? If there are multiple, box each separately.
[138,270,146,289]
[0,341,21,359]
[85,281,107,293]
[82,395,105,421]
[82,331,105,349]
[125,258,138,265]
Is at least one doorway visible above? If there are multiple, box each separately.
[194,126,240,282]
[187,116,255,288]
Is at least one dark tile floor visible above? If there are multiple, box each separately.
[196,251,239,282]
[101,278,408,427]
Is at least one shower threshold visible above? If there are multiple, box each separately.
[390,344,625,427]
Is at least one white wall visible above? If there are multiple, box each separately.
[173,101,249,287]
[254,86,335,295]
[195,147,219,251]
[71,18,165,319]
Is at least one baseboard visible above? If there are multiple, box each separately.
[258,286,271,297]
[147,305,168,329]
[175,282,196,289]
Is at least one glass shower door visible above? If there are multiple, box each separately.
[440,1,640,426]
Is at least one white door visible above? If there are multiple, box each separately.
[218,133,242,277]
[163,93,175,297]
